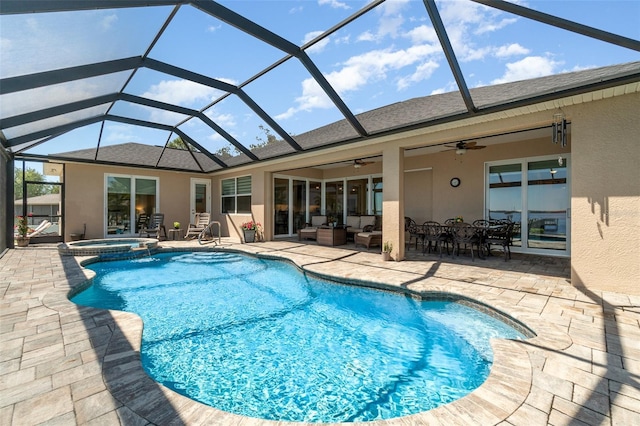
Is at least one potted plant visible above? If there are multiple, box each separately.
[173,221,180,229]
[241,221,261,243]
[15,215,30,247]
[382,241,393,261]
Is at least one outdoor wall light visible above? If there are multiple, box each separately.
[552,113,567,147]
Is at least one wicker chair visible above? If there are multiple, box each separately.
[355,225,382,250]
[298,215,327,241]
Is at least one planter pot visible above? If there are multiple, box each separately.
[16,237,30,247]
[243,229,256,243]
[381,251,391,261]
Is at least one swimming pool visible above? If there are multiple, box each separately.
[71,251,530,423]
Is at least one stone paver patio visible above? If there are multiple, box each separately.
[1,240,639,425]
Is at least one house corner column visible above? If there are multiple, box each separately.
[382,146,404,261]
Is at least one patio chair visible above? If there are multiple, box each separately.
[450,222,483,261]
[472,219,491,229]
[135,213,149,233]
[298,215,327,241]
[405,218,423,251]
[484,222,514,261]
[184,212,211,239]
[20,220,52,238]
[355,225,382,250]
[139,213,167,240]
[421,221,449,257]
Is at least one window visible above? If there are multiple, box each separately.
[221,176,252,214]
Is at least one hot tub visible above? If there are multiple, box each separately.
[58,238,159,258]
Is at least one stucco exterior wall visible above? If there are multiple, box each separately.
[571,93,640,295]
[401,136,570,225]
[64,164,207,240]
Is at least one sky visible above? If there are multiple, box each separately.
[1,0,639,159]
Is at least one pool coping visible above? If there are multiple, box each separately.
[41,245,573,425]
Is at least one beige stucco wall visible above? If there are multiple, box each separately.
[64,164,208,240]
[570,93,640,295]
[401,136,571,224]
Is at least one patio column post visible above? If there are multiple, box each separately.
[253,170,269,241]
[382,145,404,261]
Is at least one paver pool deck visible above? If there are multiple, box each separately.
[1,240,639,425]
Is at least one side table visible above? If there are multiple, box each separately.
[168,228,184,240]
[316,226,347,246]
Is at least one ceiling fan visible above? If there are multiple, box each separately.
[444,141,487,155]
[353,159,374,168]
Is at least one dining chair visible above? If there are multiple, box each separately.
[421,221,449,257]
[450,222,484,261]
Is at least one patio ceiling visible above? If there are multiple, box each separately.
[1,0,639,173]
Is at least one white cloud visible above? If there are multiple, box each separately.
[278,43,440,119]
[379,0,411,16]
[142,79,220,106]
[318,0,350,10]
[335,34,351,45]
[358,0,410,42]
[476,17,518,35]
[207,24,221,33]
[104,123,139,143]
[491,56,561,84]
[357,31,376,42]
[405,25,438,45]
[100,14,118,31]
[397,60,440,90]
[303,31,330,53]
[495,43,530,58]
[463,46,493,62]
[436,1,521,62]
[289,6,304,14]
[377,14,405,39]
[204,109,236,128]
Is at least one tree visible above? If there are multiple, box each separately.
[166,136,198,152]
[214,146,239,160]
[250,125,282,150]
[14,168,59,200]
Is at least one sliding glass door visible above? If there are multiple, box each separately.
[274,175,382,237]
[106,175,158,236]
[486,155,570,256]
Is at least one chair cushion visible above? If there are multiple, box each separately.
[356,230,382,237]
[359,216,376,228]
[346,216,360,228]
[310,215,327,227]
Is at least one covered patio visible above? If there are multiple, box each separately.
[1,241,638,424]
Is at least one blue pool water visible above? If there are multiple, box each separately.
[71,251,527,423]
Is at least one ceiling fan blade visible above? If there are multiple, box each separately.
[465,141,477,148]
[467,145,486,150]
